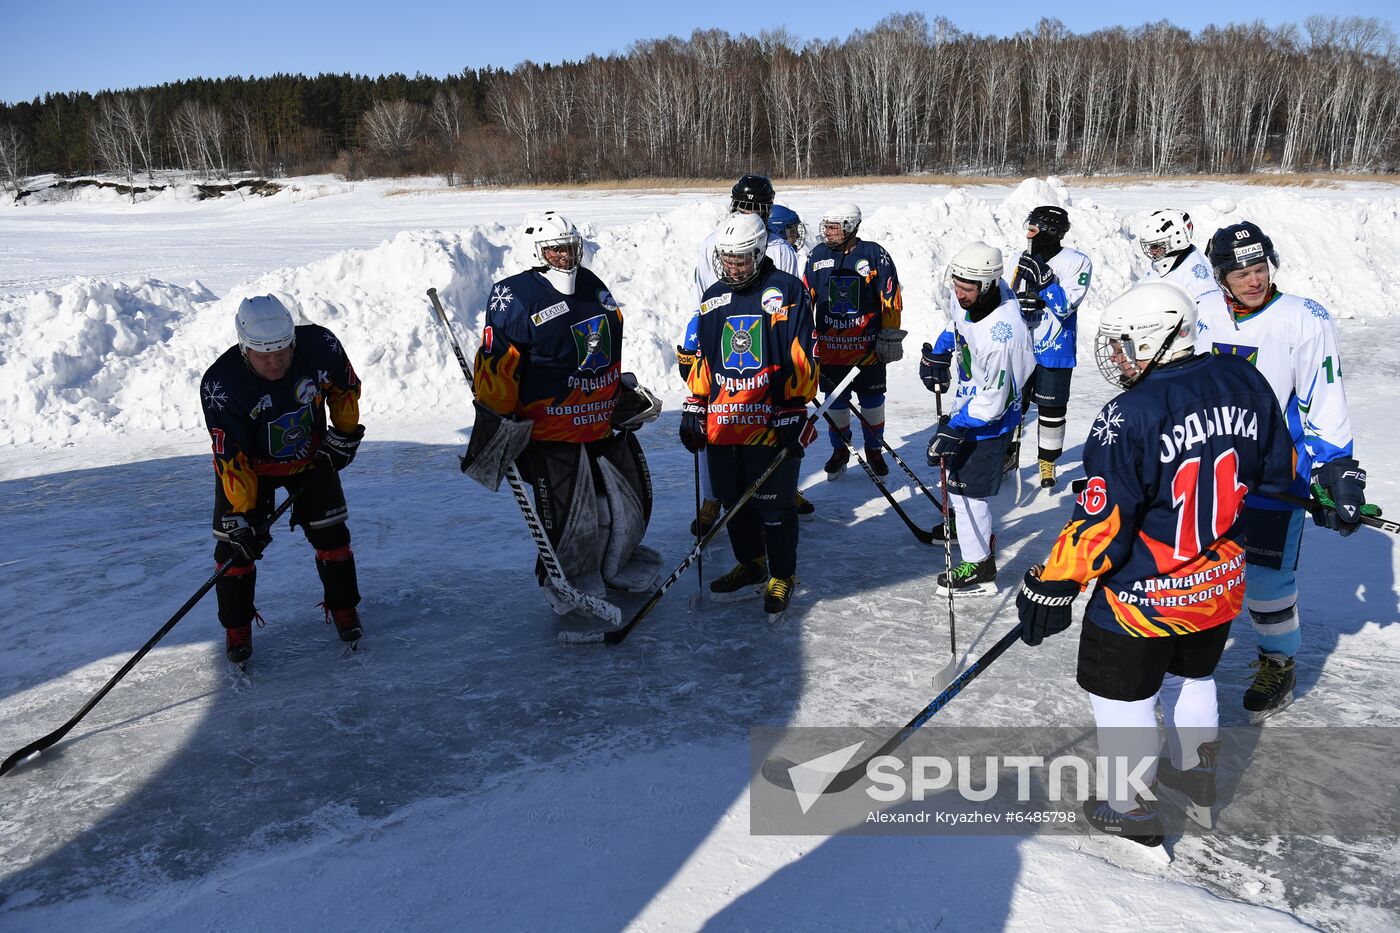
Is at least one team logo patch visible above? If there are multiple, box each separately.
[572,314,612,373]
[531,301,569,326]
[991,321,1013,344]
[1091,402,1123,446]
[1304,298,1328,319]
[855,259,872,278]
[828,274,861,316]
[489,285,514,314]
[1077,476,1110,516]
[761,287,785,314]
[597,289,619,312]
[721,314,764,374]
[1193,263,1209,279]
[1212,342,1259,366]
[267,406,315,459]
[202,380,227,412]
[295,377,317,404]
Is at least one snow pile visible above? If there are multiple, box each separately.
[4,181,1400,448]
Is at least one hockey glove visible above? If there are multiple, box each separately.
[1015,253,1055,322]
[772,403,817,457]
[460,401,533,493]
[679,396,708,453]
[612,373,662,431]
[676,345,697,382]
[218,513,269,562]
[919,342,951,394]
[1312,458,1367,536]
[317,423,365,472]
[926,417,965,463]
[876,327,907,364]
[1016,565,1080,646]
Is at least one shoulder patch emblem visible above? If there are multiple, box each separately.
[597,288,619,312]
[991,321,1013,344]
[1304,298,1329,319]
[489,284,514,315]
[1193,263,1209,279]
[855,259,872,278]
[761,287,785,314]
[295,377,318,405]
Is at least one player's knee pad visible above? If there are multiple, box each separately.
[1247,600,1299,636]
[307,522,351,553]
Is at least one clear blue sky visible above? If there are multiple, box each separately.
[1,0,1395,104]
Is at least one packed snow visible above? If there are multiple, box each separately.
[2,174,1399,931]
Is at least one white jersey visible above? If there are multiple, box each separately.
[1046,246,1093,310]
[933,281,1036,439]
[1146,247,1229,325]
[693,231,798,308]
[1194,288,1354,494]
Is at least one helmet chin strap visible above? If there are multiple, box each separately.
[540,265,578,295]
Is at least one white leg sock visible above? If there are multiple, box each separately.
[1089,691,1160,814]
[1159,673,1219,770]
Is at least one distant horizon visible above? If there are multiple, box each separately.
[2,0,1396,105]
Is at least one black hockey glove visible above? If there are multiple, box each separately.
[772,403,816,457]
[919,342,951,394]
[1016,565,1080,647]
[219,513,269,562]
[612,373,662,431]
[876,328,907,364]
[926,417,965,463]
[676,345,697,382]
[1015,252,1054,322]
[1312,458,1367,536]
[460,401,532,493]
[679,396,708,453]
[317,423,365,472]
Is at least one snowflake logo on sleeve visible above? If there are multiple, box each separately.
[1193,263,1209,280]
[323,331,339,354]
[489,285,515,315]
[1304,298,1329,320]
[991,321,1013,344]
[202,381,227,412]
[1091,401,1123,446]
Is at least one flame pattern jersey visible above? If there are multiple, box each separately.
[200,324,361,514]
[1043,354,1296,637]
[803,239,902,366]
[474,267,624,443]
[1194,287,1355,507]
[687,260,819,446]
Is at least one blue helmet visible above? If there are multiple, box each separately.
[767,204,806,248]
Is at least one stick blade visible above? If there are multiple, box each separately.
[930,657,961,691]
[556,630,607,648]
[1,745,43,777]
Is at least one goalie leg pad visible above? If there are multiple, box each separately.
[591,432,660,590]
[517,440,605,602]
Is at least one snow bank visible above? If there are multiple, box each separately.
[4,181,1400,447]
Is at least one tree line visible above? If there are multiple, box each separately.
[1,13,1397,197]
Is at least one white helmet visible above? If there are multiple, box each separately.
[821,202,862,246]
[711,213,768,288]
[1094,281,1198,388]
[236,295,296,355]
[947,241,1003,295]
[524,211,582,295]
[1135,209,1194,276]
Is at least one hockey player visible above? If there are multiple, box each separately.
[461,211,663,616]
[1198,220,1367,721]
[804,203,905,479]
[919,242,1035,595]
[767,204,807,254]
[1015,281,1296,845]
[678,212,819,615]
[1135,209,1226,319]
[200,295,366,665]
[1012,205,1093,489]
[678,175,807,535]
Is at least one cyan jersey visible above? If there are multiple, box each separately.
[931,282,1036,440]
[1194,288,1354,506]
[1042,354,1295,637]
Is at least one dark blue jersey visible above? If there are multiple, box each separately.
[687,261,819,446]
[474,266,624,443]
[1043,354,1295,637]
[200,324,360,513]
[803,239,902,366]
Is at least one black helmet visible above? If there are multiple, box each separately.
[1026,205,1070,239]
[1205,221,1277,278]
[730,174,776,219]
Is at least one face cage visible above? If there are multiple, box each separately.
[1139,237,1171,263]
[784,221,807,249]
[714,245,764,288]
[822,220,857,246]
[731,198,773,220]
[1094,333,1142,389]
[538,235,582,272]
